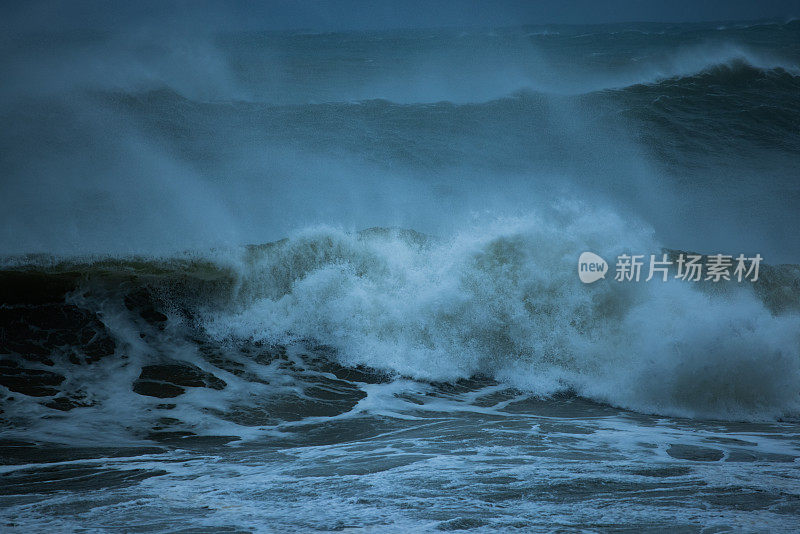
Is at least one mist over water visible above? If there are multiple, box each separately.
[2,17,800,415]
[1,21,798,259]
[2,13,800,531]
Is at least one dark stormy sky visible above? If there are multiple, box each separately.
[2,0,800,33]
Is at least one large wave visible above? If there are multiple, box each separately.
[198,209,800,421]
[2,21,799,438]
[4,207,798,425]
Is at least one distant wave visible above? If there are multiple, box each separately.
[615,58,800,92]
[94,54,800,112]
[89,53,800,113]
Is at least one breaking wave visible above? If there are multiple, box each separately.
[3,208,799,427]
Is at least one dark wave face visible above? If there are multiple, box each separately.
[2,18,800,532]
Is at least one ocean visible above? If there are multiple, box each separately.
[1,19,800,532]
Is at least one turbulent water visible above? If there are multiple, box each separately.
[1,19,800,532]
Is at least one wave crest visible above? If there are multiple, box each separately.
[194,210,800,421]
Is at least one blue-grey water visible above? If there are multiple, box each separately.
[1,20,800,532]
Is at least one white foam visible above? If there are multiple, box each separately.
[202,206,800,421]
